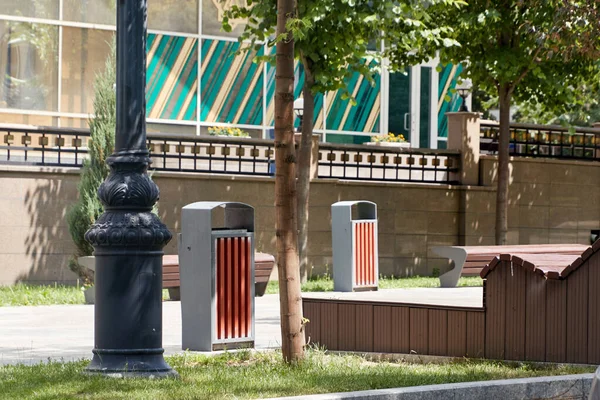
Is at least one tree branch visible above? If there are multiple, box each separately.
[509,46,543,95]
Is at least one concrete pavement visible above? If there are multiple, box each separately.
[0,294,282,366]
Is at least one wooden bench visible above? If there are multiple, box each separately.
[431,244,589,287]
[162,253,276,300]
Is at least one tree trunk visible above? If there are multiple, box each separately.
[495,84,511,245]
[275,0,305,363]
[297,64,315,283]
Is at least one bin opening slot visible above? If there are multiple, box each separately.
[351,203,377,221]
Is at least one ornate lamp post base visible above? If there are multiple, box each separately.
[85,153,177,378]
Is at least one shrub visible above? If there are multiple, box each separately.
[66,42,116,284]
[208,126,250,137]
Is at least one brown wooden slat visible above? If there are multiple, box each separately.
[163,266,179,274]
[461,244,588,256]
[485,260,507,359]
[304,301,321,346]
[588,255,600,363]
[255,277,270,283]
[162,280,180,288]
[163,272,180,281]
[338,304,356,351]
[320,303,339,351]
[447,311,467,357]
[373,306,392,353]
[545,279,567,362]
[466,311,485,358]
[428,309,448,356]
[525,269,546,361]
[409,308,428,354]
[566,263,589,363]
[462,267,484,275]
[504,264,526,360]
[390,306,410,353]
[355,304,374,352]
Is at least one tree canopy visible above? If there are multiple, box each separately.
[224,0,464,99]
[436,0,600,244]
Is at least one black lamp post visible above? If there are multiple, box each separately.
[294,98,304,133]
[456,79,472,112]
[84,0,177,378]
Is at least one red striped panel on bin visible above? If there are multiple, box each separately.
[353,222,376,287]
[216,236,252,340]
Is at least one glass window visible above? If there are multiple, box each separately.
[148,0,198,34]
[201,39,263,125]
[146,34,198,121]
[60,117,89,129]
[0,0,59,19]
[0,22,59,111]
[0,112,57,126]
[61,28,114,114]
[147,123,196,135]
[326,133,371,144]
[62,0,116,25]
[326,70,381,133]
[202,0,246,38]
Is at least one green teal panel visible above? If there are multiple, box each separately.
[420,67,432,148]
[388,70,411,139]
[201,39,263,125]
[146,33,198,121]
[326,68,381,133]
[437,63,464,138]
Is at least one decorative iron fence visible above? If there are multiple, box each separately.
[318,143,460,184]
[480,121,600,161]
[0,124,275,176]
[0,124,461,184]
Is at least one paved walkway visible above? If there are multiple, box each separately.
[0,294,282,366]
[0,287,484,366]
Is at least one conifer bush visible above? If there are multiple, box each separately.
[66,43,116,284]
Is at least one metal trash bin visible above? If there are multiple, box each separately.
[331,201,379,292]
[179,202,255,351]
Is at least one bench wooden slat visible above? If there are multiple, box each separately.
[432,244,589,287]
[163,272,180,281]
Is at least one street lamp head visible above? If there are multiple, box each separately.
[293,98,304,117]
[456,79,472,112]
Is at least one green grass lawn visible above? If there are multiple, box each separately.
[0,284,172,307]
[0,276,481,306]
[265,275,482,294]
[0,284,85,307]
[0,350,592,400]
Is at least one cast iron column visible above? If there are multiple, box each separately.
[84,0,177,378]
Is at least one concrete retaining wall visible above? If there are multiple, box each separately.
[1,154,599,285]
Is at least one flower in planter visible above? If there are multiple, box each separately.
[371,132,407,143]
[208,126,251,138]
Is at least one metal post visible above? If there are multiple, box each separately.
[84,0,177,378]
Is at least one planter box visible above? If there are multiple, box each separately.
[83,286,95,304]
[366,141,410,148]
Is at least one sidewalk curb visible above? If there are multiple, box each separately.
[270,373,594,400]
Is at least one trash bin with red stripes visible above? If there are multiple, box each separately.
[331,201,378,292]
[179,202,255,351]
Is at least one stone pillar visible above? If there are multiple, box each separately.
[294,133,320,179]
[446,112,481,186]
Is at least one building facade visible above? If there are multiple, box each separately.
[0,0,463,147]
